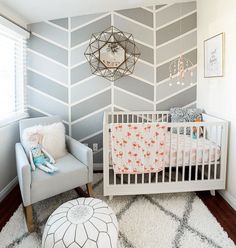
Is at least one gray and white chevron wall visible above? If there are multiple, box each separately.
[27,1,197,167]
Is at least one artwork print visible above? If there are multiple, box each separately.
[204,33,224,78]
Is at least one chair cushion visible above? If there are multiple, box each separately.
[22,122,67,160]
[31,154,89,204]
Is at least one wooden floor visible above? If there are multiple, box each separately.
[197,191,236,244]
[0,185,235,244]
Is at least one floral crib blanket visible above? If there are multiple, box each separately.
[110,123,167,174]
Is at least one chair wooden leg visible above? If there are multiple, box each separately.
[24,205,34,232]
[86,183,95,197]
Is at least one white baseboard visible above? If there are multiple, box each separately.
[93,163,103,171]
[0,177,18,202]
[219,190,236,211]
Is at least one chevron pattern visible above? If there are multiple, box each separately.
[27,2,197,166]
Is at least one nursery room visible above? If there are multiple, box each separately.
[0,0,236,247]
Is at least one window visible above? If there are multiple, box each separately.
[0,17,29,126]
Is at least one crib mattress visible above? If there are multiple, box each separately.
[109,132,221,167]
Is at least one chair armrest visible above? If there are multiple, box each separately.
[15,143,31,207]
[66,136,93,182]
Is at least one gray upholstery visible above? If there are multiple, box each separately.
[31,154,89,204]
[15,116,93,207]
[15,143,31,206]
[66,136,93,182]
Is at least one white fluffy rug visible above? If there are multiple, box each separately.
[0,174,235,248]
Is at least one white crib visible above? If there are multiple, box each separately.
[103,111,228,197]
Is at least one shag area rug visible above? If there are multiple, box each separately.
[0,174,235,248]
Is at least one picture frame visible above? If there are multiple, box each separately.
[204,33,225,78]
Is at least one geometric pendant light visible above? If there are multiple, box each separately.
[84,26,140,81]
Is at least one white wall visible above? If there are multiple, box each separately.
[0,9,27,202]
[0,122,20,201]
[197,0,236,209]
[0,2,28,28]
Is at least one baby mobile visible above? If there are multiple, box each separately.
[168,5,195,87]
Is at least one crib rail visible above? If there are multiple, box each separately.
[103,111,228,197]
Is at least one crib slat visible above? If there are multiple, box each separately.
[162,166,165,183]
[182,126,186,181]
[202,127,206,180]
[195,127,200,181]
[176,126,180,182]
[189,126,193,181]
[114,173,116,185]
[214,125,218,179]
[208,126,213,180]
[169,127,172,182]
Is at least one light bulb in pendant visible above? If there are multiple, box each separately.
[177,81,180,85]
[169,82,172,86]
[181,82,185,86]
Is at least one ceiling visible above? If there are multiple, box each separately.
[0,0,194,25]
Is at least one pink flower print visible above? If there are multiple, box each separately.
[136,160,141,166]
[132,142,137,149]
[116,151,123,158]
[147,125,151,131]
[133,153,138,158]
[123,139,128,145]
[115,125,122,131]
[128,151,132,156]
[156,124,160,128]
[151,140,155,144]
[155,132,159,136]
[127,132,131,137]
[144,151,151,158]
[128,159,132,164]
[133,126,138,130]
[128,124,132,129]
[136,133,140,138]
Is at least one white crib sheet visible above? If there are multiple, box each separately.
[109,132,221,167]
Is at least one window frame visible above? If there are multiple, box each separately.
[0,16,29,127]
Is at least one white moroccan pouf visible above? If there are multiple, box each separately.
[42,198,118,248]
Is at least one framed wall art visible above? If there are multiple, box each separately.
[204,33,225,78]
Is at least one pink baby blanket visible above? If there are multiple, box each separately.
[110,123,167,174]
